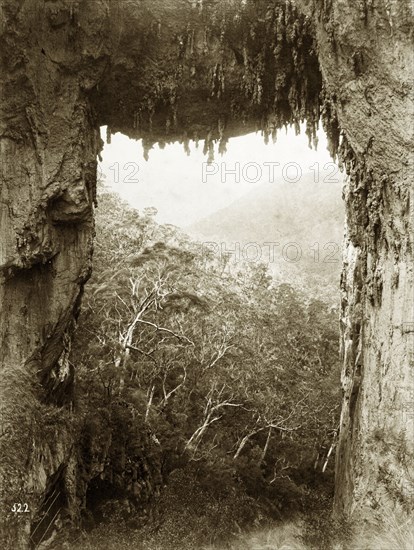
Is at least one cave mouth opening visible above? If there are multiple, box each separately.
[85,476,129,525]
[70,122,347,532]
[0,0,412,547]
[97,123,346,303]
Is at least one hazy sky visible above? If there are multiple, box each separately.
[98,125,340,227]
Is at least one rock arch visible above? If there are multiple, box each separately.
[0,0,412,546]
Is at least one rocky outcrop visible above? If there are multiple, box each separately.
[0,1,106,546]
[311,0,414,516]
[0,0,412,546]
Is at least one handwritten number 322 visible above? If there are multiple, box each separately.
[11,503,29,513]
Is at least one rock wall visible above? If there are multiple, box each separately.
[310,0,414,515]
[0,1,109,546]
[0,0,412,546]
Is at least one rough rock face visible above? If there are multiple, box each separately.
[0,0,412,546]
[311,0,414,515]
[0,2,107,546]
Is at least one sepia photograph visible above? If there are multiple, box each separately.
[0,1,413,548]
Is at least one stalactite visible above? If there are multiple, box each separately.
[207,140,214,164]
[142,139,155,162]
[98,1,323,158]
[320,83,341,159]
[218,137,228,155]
[203,130,215,164]
[218,118,227,154]
[182,132,191,155]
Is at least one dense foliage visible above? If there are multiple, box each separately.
[71,186,341,547]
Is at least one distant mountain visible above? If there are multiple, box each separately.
[186,172,345,301]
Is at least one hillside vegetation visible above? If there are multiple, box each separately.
[61,186,413,549]
[66,185,344,548]
[187,173,345,303]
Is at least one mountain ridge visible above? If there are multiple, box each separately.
[186,172,345,300]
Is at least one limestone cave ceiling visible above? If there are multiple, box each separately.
[2,0,334,154]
